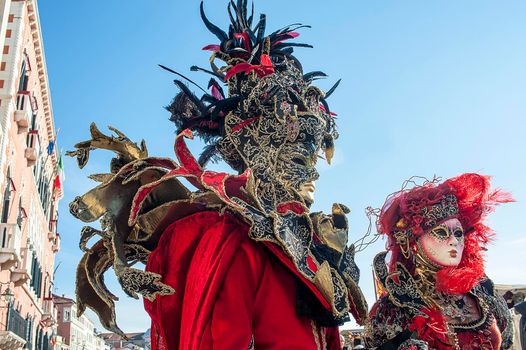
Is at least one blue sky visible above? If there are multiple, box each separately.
[39,1,525,332]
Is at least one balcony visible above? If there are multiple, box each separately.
[24,147,37,166]
[48,219,57,240]
[41,299,56,327]
[0,224,22,269]
[0,305,27,350]
[0,331,26,350]
[14,92,31,132]
[52,233,60,253]
[10,268,30,287]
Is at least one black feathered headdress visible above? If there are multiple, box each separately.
[163,0,340,171]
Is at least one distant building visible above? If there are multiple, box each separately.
[0,0,62,349]
[100,331,150,350]
[340,328,365,349]
[142,329,150,350]
[53,295,108,350]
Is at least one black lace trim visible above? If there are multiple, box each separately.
[310,241,342,269]
[377,330,413,350]
[295,278,350,327]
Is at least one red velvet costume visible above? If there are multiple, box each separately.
[144,211,341,350]
[364,174,514,350]
[67,1,368,349]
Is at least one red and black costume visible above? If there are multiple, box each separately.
[67,1,367,349]
[364,174,514,350]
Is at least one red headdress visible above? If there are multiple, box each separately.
[378,173,513,294]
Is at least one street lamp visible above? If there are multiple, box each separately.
[0,283,13,306]
[1,287,13,303]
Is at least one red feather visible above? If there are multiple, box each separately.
[319,104,338,116]
[202,44,220,52]
[209,81,224,101]
[234,32,251,52]
[273,32,301,46]
[409,307,452,349]
[225,55,274,81]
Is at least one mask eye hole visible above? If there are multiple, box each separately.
[453,229,464,240]
[291,156,307,167]
[430,227,449,240]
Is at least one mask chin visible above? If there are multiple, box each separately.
[298,181,316,207]
[416,236,463,269]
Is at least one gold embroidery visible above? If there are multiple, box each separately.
[311,320,322,350]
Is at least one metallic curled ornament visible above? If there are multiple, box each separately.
[68,125,368,334]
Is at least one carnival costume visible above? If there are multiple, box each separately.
[67,1,368,349]
[364,174,514,350]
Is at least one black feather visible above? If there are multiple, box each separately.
[208,78,226,99]
[235,0,248,30]
[159,65,208,94]
[173,80,206,113]
[272,42,313,50]
[247,1,254,27]
[199,143,221,166]
[201,94,218,104]
[227,47,250,55]
[190,66,225,81]
[247,44,261,64]
[205,96,241,118]
[303,71,328,83]
[321,98,332,116]
[227,0,240,32]
[270,23,303,36]
[200,2,228,42]
[246,28,258,46]
[272,47,294,57]
[324,79,341,99]
[166,92,201,131]
[288,55,304,72]
[256,14,266,45]
[230,1,242,29]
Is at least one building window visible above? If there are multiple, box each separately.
[1,167,12,224]
[16,197,23,229]
[18,53,29,92]
[29,252,43,298]
[27,116,38,149]
[25,316,33,350]
[63,309,70,322]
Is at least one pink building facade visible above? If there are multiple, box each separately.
[54,295,109,350]
[0,0,62,349]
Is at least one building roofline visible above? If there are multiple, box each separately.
[52,294,75,304]
[26,0,57,166]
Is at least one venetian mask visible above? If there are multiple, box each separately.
[299,180,316,205]
[417,218,465,268]
[218,59,335,210]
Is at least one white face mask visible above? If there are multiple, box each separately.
[299,180,316,205]
[418,218,465,268]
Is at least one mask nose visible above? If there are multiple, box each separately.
[448,233,460,246]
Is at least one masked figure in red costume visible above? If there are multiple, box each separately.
[364,174,514,350]
[67,1,368,349]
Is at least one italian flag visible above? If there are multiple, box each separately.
[54,154,65,199]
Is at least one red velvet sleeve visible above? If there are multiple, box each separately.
[145,211,338,350]
[209,236,266,349]
[209,234,327,350]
